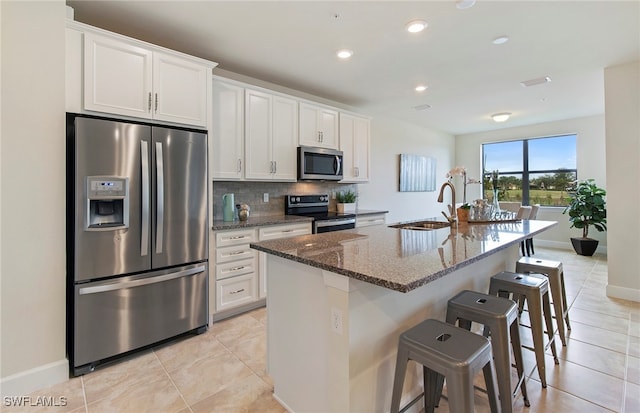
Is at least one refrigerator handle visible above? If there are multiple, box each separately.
[78,265,206,295]
[155,141,164,254]
[140,141,150,256]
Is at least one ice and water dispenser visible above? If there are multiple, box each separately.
[85,176,129,231]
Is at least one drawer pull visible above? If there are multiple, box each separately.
[229,235,247,240]
[282,229,294,233]
[229,266,246,271]
[230,250,246,255]
[229,288,245,295]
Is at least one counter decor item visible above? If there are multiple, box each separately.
[237,203,250,221]
[456,205,470,223]
[446,166,481,207]
[223,193,235,221]
[336,189,357,213]
[563,179,607,256]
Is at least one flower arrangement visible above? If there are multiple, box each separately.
[447,166,480,207]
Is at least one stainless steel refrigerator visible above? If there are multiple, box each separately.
[66,114,208,376]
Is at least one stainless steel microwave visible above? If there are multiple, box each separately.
[297,146,343,181]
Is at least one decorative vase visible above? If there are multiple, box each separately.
[570,237,599,256]
[337,203,356,213]
[491,189,500,218]
[456,207,470,223]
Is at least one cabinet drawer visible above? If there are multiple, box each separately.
[259,223,311,240]
[356,214,387,227]
[215,244,255,264]
[216,274,257,311]
[215,258,255,280]
[215,229,257,247]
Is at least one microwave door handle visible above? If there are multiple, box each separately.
[335,155,341,176]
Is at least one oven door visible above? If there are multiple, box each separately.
[314,218,356,233]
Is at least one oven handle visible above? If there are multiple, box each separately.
[315,218,356,228]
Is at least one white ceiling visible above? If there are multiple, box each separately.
[67,1,639,135]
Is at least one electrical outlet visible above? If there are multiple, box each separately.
[263,193,269,202]
[332,191,336,199]
[331,308,343,335]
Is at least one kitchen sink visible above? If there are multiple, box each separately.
[388,220,452,231]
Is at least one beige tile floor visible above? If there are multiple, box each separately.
[5,247,639,413]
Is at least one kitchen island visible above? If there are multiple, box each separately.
[251,219,556,413]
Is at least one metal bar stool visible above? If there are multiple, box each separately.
[489,271,559,388]
[445,290,530,412]
[390,319,500,413]
[516,257,571,346]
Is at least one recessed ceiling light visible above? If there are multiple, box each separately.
[491,112,511,122]
[520,76,552,87]
[336,49,353,59]
[415,85,428,92]
[406,20,428,33]
[492,36,509,45]
[413,104,432,111]
[456,0,476,10]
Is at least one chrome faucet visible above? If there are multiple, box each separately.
[437,181,457,223]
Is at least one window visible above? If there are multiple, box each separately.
[482,134,577,206]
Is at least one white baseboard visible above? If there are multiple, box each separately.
[535,239,608,255]
[606,284,640,303]
[0,359,69,397]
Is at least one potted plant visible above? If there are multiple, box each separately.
[562,179,607,256]
[336,189,357,213]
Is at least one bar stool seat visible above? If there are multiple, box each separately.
[390,319,500,413]
[445,290,530,412]
[516,257,571,346]
[489,271,559,388]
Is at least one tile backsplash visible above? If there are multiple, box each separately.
[212,181,358,220]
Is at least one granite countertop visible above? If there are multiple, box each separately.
[212,210,388,231]
[212,215,312,231]
[250,219,557,293]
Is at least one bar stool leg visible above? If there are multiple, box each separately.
[489,318,515,413]
[560,273,571,330]
[423,367,441,413]
[547,272,568,346]
[543,291,560,365]
[527,293,549,387]
[390,347,409,413]
[510,317,530,407]
[481,359,500,413]
[446,371,476,413]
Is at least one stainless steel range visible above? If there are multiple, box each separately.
[285,194,356,233]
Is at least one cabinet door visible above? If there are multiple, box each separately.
[340,113,370,183]
[271,95,298,181]
[153,52,208,127]
[298,102,321,147]
[84,32,153,119]
[245,89,273,180]
[319,108,339,149]
[211,80,244,180]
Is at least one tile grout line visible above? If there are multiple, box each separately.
[80,375,89,413]
[152,349,194,413]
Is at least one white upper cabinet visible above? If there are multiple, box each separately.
[82,30,213,127]
[211,79,244,180]
[153,52,208,126]
[245,88,297,181]
[299,102,339,149]
[339,112,371,182]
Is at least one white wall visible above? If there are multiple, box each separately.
[1,0,68,394]
[357,117,455,224]
[454,115,607,250]
[604,61,640,302]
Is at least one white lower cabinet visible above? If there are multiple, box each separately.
[258,223,312,298]
[356,213,387,227]
[212,221,311,316]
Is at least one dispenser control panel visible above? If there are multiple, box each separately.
[87,178,127,199]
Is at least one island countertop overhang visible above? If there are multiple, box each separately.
[250,219,557,293]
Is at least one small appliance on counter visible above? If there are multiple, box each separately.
[285,194,355,233]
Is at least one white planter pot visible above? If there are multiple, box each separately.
[337,203,356,213]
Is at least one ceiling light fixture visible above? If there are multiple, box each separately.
[492,112,511,123]
[520,76,552,87]
[415,85,427,92]
[336,49,354,59]
[492,35,509,45]
[406,20,428,33]
[456,0,476,10]
[413,104,432,111]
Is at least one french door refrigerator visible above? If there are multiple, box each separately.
[66,114,208,376]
